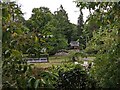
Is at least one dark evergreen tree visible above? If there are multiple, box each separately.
[77,9,85,49]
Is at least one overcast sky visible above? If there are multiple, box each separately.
[15,0,89,24]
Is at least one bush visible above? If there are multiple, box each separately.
[50,63,97,89]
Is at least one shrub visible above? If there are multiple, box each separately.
[50,63,97,89]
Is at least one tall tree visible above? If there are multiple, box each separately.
[77,8,85,49]
[54,5,75,44]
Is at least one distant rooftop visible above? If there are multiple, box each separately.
[70,41,79,47]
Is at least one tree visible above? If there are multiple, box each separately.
[75,1,120,88]
[54,5,76,44]
[2,2,33,89]
[77,8,85,49]
[26,6,69,55]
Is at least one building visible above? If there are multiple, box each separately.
[70,41,79,49]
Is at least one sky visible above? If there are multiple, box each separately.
[14,0,89,24]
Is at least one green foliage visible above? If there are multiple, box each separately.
[75,1,120,88]
[50,63,96,89]
[25,63,97,89]
[25,5,78,55]
[2,2,33,89]
[77,8,86,49]
[90,26,120,88]
[2,2,77,89]
[54,5,76,44]
[25,69,58,89]
[4,1,120,89]
[2,49,32,89]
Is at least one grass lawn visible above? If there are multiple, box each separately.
[33,55,71,68]
[30,50,95,69]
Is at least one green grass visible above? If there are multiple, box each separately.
[34,55,70,68]
[31,50,95,69]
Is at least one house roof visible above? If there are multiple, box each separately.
[70,41,79,47]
